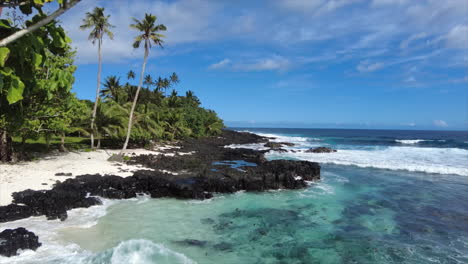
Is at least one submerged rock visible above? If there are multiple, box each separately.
[0,228,41,257]
[174,239,208,247]
[305,147,337,153]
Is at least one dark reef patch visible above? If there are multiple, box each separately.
[0,228,41,257]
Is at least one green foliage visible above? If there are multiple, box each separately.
[92,72,225,144]
[0,11,75,142]
[1,5,224,156]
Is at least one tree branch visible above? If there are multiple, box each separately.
[0,1,28,8]
[0,0,80,47]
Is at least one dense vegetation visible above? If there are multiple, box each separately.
[0,1,224,162]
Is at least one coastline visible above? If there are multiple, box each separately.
[0,130,320,257]
[0,148,181,206]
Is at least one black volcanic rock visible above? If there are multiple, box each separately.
[305,147,337,153]
[0,130,320,224]
[0,228,41,257]
[264,142,295,149]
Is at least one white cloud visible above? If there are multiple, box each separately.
[433,120,448,127]
[234,56,291,72]
[208,59,231,70]
[55,0,467,74]
[399,32,427,50]
[60,0,224,64]
[445,25,468,49]
[356,61,384,73]
[371,0,409,7]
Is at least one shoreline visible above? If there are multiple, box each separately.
[0,148,181,206]
[0,130,320,257]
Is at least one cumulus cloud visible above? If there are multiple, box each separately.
[433,120,448,127]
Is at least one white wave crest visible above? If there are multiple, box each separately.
[267,146,468,176]
[395,139,429,144]
[108,239,196,264]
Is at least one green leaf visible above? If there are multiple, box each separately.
[0,47,10,67]
[0,74,3,90]
[0,20,11,29]
[7,76,25,104]
[32,53,43,68]
[1,67,13,76]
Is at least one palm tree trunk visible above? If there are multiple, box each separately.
[90,37,103,149]
[121,46,149,152]
[59,133,67,152]
[0,129,13,162]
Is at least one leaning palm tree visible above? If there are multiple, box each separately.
[80,7,114,148]
[121,13,166,152]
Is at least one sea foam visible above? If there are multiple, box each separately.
[235,130,468,176]
[267,146,468,176]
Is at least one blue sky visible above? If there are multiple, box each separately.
[57,0,467,130]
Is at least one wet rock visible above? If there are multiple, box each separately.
[55,172,72,177]
[0,228,41,257]
[0,204,35,222]
[264,142,294,149]
[305,147,337,153]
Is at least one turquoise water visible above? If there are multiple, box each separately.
[1,129,467,263]
[45,165,468,263]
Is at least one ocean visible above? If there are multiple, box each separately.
[1,128,467,264]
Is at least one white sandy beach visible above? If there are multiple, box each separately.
[0,148,173,206]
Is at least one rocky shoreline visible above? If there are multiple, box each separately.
[0,130,320,257]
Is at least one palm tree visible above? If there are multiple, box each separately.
[127,70,135,81]
[155,76,163,93]
[162,77,170,96]
[101,76,122,103]
[121,13,166,152]
[80,7,114,148]
[170,72,179,85]
[144,74,153,89]
[95,101,128,149]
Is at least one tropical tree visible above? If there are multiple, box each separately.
[80,7,114,148]
[127,70,135,81]
[0,0,81,47]
[143,74,153,89]
[101,75,122,103]
[170,72,179,86]
[121,13,166,152]
[94,101,127,148]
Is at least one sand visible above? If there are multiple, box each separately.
[0,148,171,206]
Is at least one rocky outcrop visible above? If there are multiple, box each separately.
[0,130,320,226]
[0,228,41,257]
[264,142,294,149]
[305,147,337,153]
